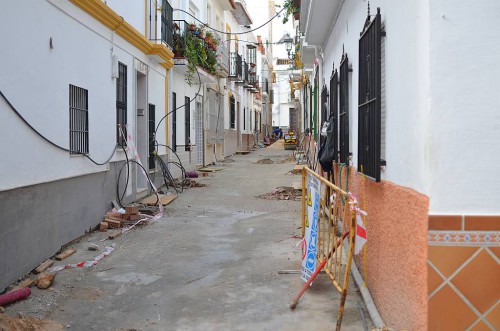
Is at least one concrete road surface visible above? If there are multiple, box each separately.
[5,143,371,331]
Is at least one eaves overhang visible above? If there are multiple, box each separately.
[230,0,253,26]
[300,0,342,47]
[214,0,236,11]
[70,0,174,70]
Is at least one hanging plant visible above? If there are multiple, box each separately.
[277,0,296,24]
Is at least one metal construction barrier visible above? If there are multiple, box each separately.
[300,166,357,331]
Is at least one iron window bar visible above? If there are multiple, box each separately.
[69,85,89,154]
[358,6,383,182]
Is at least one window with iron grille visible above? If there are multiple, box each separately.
[321,85,328,126]
[185,96,190,151]
[358,7,383,181]
[116,62,127,146]
[243,107,246,130]
[161,0,173,48]
[148,104,156,170]
[69,84,89,154]
[339,52,350,165]
[330,67,338,163]
[172,92,177,152]
[230,96,235,129]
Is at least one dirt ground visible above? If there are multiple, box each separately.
[2,142,372,331]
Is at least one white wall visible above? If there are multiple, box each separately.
[428,0,500,213]
[106,0,146,36]
[170,69,203,170]
[321,0,430,194]
[0,0,167,191]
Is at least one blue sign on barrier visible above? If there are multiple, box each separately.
[301,174,320,283]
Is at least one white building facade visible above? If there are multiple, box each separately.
[298,0,500,329]
[0,0,174,291]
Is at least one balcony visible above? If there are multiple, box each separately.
[242,60,252,88]
[172,20,220,84]
[262,78,269,97]
[148,0,173,49]
[229,52,242,81]
[249,74,259,93]
[215,36,229,77]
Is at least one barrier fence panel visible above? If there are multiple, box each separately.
[301,166,357,331]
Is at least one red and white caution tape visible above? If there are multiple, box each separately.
[47,244,116,273]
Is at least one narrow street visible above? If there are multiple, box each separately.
[3,144,370,331]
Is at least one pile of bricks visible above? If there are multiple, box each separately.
[99,206,142,232]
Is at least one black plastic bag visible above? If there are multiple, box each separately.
[318,116,336,172]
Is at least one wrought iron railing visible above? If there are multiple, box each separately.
[242,60,249,83]
[215,36,229,74]
[330,67,338,163]
[358,6,382,182]
[172,20,218,76]
[149,0,173,48]
[263,78,269,94]
[229,52,242,79]
[339,53,350,166]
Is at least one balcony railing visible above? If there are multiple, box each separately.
[229,52,242,81]
[172,20,219,77]
[263,78,269,95]
[215,36,229,75]
[242,60,249,84]
[149,0,173,48]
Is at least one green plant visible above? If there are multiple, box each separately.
[184,31,201,85]
[277,0,296,24]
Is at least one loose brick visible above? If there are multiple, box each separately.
[100,222,108,232]
[125,206,139,215]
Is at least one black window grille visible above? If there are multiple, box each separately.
[230,96,235,129]
[248,45,256,66]
[320,84,328,145]
[172,92,177,152]
[148,104,156,170]
[69,85,89,154]
[330,67,339,163]
[339,51,350,165]
[243,107,246,130]
[116,62,127,146]
[185,96,190,151]
[358,6,383,181]
[161,0,173,48]
[321,85,328,126]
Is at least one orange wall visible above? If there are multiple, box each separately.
[333,165,429,330]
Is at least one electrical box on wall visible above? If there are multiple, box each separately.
[137,109,145,116]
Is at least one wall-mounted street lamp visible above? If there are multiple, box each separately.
[284,35,294,60]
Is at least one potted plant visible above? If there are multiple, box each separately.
[188,23,196,31]
[205,31,213,46]
[173,33,184,58]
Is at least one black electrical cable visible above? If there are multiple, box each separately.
[154,68,202,137]
[0,89,117,166]
[118,144,130,205]
[116,159,159,207]
[173,7,286,36]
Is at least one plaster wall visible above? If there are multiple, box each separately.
[0,156,167,292]
[105,0,146,36]
[0,0,167,192]
[428,0,500,214]
[321,0,430,194]
[335,165,429,330]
